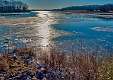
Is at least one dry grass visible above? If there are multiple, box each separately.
[98,57,113,80]
[0,48,113,80]
[0,48,35,76]
[41,51,98,80]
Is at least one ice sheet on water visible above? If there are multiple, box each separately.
[91,26,113,32]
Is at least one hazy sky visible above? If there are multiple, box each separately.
[22,0,113,9]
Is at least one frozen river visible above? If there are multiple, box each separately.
[0,11,113,56]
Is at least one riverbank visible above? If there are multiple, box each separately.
[61,11,113,19]
[0,48,113,80]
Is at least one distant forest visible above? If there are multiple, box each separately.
[0,0,28,12]
[59,4,113,12]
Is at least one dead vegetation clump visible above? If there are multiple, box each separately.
[39,49,98,80]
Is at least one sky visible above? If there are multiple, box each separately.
[22,0,113,9]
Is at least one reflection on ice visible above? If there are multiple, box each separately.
[35,11,56,51]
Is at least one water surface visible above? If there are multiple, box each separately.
[0,11,113,56]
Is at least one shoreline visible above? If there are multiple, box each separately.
[0,47,113,80]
